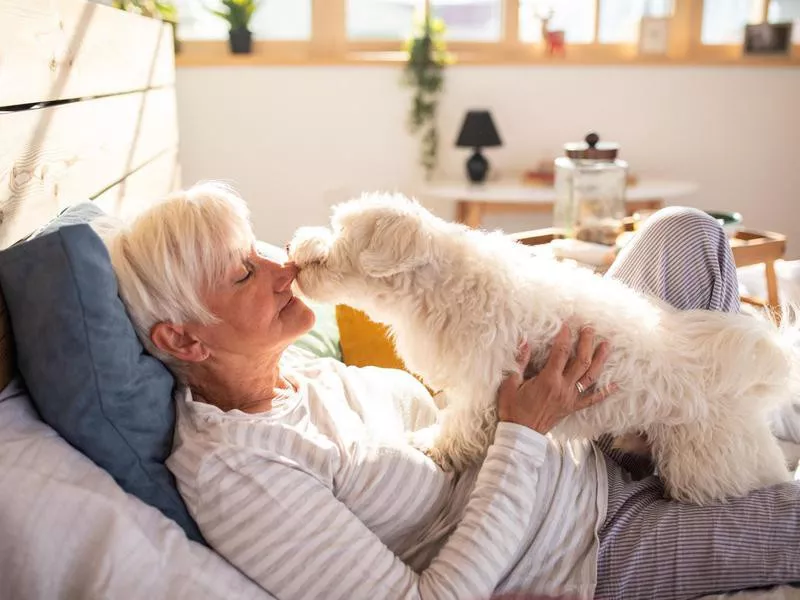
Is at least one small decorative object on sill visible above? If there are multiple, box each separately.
[638,16,671,56]
[209,0,261,54]
[538,9,566,57]
[112,0,180,53]
[455,110,503,184]
[743,22,793,56]
[403,16,452,179]
[553,132,628,246]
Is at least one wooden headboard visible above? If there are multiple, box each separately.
[0,0,181,388]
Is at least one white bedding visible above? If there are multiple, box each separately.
[0,378,273,600]
[0,376,797,599]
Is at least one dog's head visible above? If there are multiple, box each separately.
[288,193,438,307]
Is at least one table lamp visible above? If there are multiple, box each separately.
[455,110,502,183]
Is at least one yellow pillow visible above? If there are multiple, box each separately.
[336,305,442,399]
[335,304,406,370]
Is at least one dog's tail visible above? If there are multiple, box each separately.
[776,301,800,410]
[677,305,800,415]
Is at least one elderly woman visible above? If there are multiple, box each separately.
[106,182,800,600]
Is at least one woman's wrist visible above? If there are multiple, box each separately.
[494,422,549,460]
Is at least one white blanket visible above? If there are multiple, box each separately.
[0,376,797,599]
[0,378,272,600]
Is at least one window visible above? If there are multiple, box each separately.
[347,0,422,40]
[519,0,596,43]
[430,0,503,41]
[768,0,800,42]
[173,0,311,41]
[347,0,501,41]
[166,0,800,65]
[519,0,673,44]
[701,0,762,44]
[769,0,800,20]
[598,0,673,43]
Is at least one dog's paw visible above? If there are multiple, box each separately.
[407,425,439,454]
[287,226,333,268]
[426,446,458,472]
[407,426,458,471]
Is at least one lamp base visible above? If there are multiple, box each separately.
[466,149,489,183]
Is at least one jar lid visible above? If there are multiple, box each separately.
[564,132,619,160]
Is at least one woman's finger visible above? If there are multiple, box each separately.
[564,327,595,384]
[543,324,572,375]
[516,341,531,371]
[577,382,618,410]
[496,367,523,406]
[576,341,611,391]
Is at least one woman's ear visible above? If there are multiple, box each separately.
[150,322,210,363]
[359,213,433,278]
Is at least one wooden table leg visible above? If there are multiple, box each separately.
[764,260,780,315]
[456,201,467,224]
[458,201,483,228]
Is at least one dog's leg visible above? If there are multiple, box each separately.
[651,419,791,505]
[423,385,498,472]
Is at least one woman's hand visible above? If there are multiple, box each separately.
[497,324,616,435]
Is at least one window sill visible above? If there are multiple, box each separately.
[174,41,800,68]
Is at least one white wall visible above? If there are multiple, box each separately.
[176,65,800,257]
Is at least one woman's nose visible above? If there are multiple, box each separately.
[277,262,299,290]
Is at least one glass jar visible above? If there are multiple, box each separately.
[554,132,628,246]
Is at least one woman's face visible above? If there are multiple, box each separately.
[189,245,315,361]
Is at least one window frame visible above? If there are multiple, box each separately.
[175,0,800,67]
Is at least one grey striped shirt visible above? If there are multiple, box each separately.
[167,357,607,599]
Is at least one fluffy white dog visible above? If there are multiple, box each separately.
[288,193,797,504]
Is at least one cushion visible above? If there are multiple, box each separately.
[0,213,204,544]
[0,378,271,600]
[294,300,342,360]
[336,304,406,370]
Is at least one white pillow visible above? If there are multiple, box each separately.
[0,378,274,600]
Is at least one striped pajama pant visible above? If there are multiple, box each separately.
[593,207,800,600]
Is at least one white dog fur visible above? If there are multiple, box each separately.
[288,193,797,504]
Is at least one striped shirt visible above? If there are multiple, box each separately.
[167,357,608,600]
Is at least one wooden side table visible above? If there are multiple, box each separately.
[510,223,787,315]
[423,179,699,229]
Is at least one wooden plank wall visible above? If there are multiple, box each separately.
[0,0,181,388]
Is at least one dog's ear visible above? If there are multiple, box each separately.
[359,212,432,278]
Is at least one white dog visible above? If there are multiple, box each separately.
[288,193,797,504]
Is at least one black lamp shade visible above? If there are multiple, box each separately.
[456,110,502,149]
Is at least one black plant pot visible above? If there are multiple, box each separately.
[229,28,252,54]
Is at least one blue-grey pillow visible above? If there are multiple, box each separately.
[0,218,205,544]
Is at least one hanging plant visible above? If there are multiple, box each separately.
[402,16,452,179]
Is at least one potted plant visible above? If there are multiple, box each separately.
[402,16,452,179]
[112,1,180,54]
[209,0,261,54]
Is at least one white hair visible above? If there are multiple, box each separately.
[104,181,254,365]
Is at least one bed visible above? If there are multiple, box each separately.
[0,1,797,598]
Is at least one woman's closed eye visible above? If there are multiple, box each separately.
[236,260,254,284]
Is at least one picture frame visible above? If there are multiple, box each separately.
[743,22,793,56]
[638,16,671,56]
